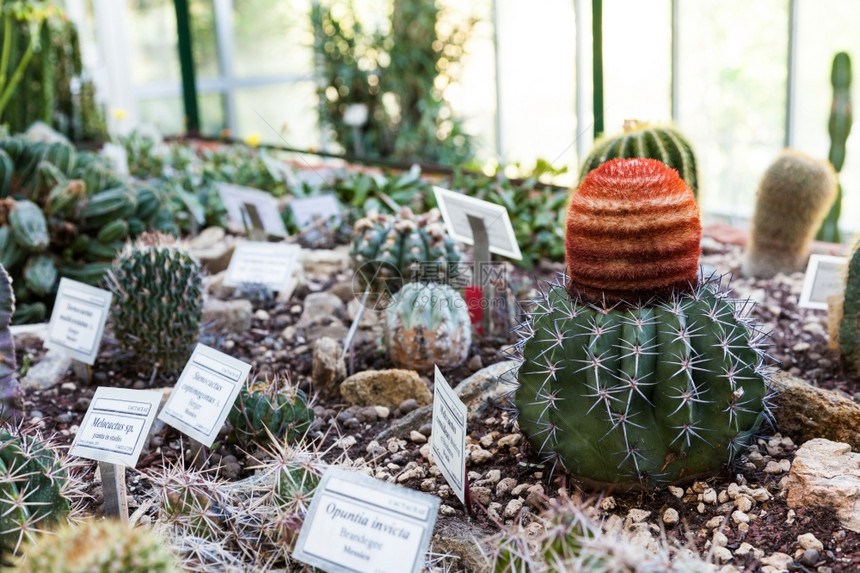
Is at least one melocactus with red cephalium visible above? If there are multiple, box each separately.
[513,158,773,491]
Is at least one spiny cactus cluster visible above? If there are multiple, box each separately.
[351,206,461,294]
[106,232,203,375]
[0,265,23,420]
[0,134,174,323]
[14,519,181,573]
[514,158,772,490]
[385,281,472,374]
[580,120,699,199]
[743,149,838,279]
[0,425,85,565]
[227,373,314,447]
[486,494,719,572]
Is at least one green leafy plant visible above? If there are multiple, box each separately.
[743,149,838,278]
[385,282,471,374]
[816,51,852,243]
[106,232,203,375]
[514,158,772,490]
[310,0,474,164]
[15,518,181,573]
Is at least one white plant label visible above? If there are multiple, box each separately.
[799,254,847,310]
[223,241,299,291]
[290,194,342,228]
[433,186,522,260]
[430,366,468,505]
[293,467,440,573]
[217,182,288,238]
[158,344,251,447]
[70,387,162,467]
[44,278,113,364]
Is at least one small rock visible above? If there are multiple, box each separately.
[703,488,717,504]
[202,299,252,334]
[497,434,521,448]
[470,486,492,506]
[764,460,783,474]
[662,508,679,526]
[668,486,684,499]
[374,406,390,419]
[731,510,749,524]
[504,499,524,518]
[626,509,650,523]
[469,447,492,464]
[797,532,823,551]
[760,552,792,571]
[418,424,432,437]
[311,337,346,399]
[439,504,457,516]
[483,469,501,484]
[712,531,728,547]
[21,350,73,390]
[496,477,517,497]
[399,398,419,414]
[254,309,270,321]
[799,548,819,567]
[340,371,431,410]
[735,495,754,512]
[410,431,427,443]
[600,496,616,511]
[467,354,483,372]
[712,546,733,564]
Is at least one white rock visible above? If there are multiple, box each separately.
[712,546,733,564]
[735,495,754,513]
[731,510,750,524]
[626,508,650,523]
[409,430,427,444]
[712,531,728,547]
[504,499,524,518]
[763,460,783,474]
[786,438,860,532]
[760,552,792,571]
[797,532,823,551]
[668,486,684,498]
[703,488,718,504]
[662,508,679,526]
[600,496,616,511]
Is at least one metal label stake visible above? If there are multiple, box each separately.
[242,202,267,242]
[99,461,128,522]
[71,359,92,383]
[342,287,370,375]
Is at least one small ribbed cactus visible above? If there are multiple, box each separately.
[351,207,461,294]
[743,150,838,278]
[15,519,181,573]
[0,264,23,420]
[817,51,852,243]
[580,120,699,199]
[514,158,771,490]
[227,373,314,447]
[0,427,78,564]
[106,232,203,374]
[384,282,472,374]
[832,239,860,373]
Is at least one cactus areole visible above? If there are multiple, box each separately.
[515,158,771,491]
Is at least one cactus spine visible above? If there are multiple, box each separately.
[227,373,314,446]
[514,158,771,490]
[106,232,203,375]
[15,519,181,573]
[743,150,838,278]
[384,282,472,374]
[817,52,852,243]
[0,265,22,420]
[580,120,699,199]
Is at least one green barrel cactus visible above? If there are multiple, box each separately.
[106,232,203,375]
[0,265,23,420]
[514,158,772,491]
[0,427,76,564]
[351,206,461,295]
[580,120,699,199]
[384,282,472,374]
[833,239,860,373]
[227,374,314,446]
[817,51,852,243]
[743,149,838,278]
[15,519,181,573]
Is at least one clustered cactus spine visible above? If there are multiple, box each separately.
[514,158,772,490]
[580,120,699,199]
[384,282,472,374]
[227,373,314,447]
[106,232,203,375]
[351,206,461,294]
[0,265,23,420]
[743,149,838,279]
[14,519,181,573]
[817,51,852,243]
[0,427,81,564]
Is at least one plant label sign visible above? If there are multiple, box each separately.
[799,254,847,310]
[44,278,113,365]
[158,344,251,447]
[293,467,439,573]
[290,194,342,228]
[430,366,468,506]
[223,241,300,291]
[70,387,162,467]
[433,186,522,260]
[216,182,288,238]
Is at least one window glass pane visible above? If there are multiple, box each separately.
[199,92,227,136]
[233,0,315,78]
[677,0,787,220]
[602,0,671,134]
[190,0,220,79]
[126,0,181,85]
[795,0,860,237]
[234,82,319,149]
[492,0,577,173]
[138,96,185,135]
